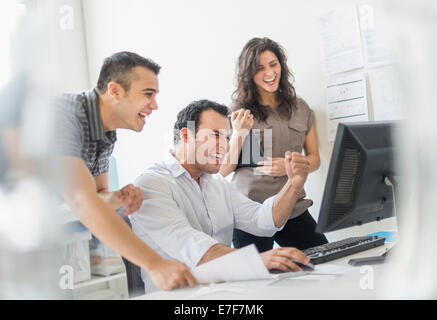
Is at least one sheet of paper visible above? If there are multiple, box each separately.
[359,4,393,68]
[186,279,276,299]
[268,264,355,285]
[318,5,364,75]
[190,244,272,284]
[190,244,357,286]
[268,274,339,286]
[311,263,355,275]
[284,274,339,281]
[209,279,277,288]
[368,66,405,121]
[325,73,369,141]
[269,270,310,280]
[186,286,247,299]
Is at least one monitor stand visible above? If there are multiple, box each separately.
[347,175,399,266]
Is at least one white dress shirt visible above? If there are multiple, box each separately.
[129,153,283,292]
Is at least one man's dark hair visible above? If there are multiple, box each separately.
[173,100,230,144]
[96,51,161,94]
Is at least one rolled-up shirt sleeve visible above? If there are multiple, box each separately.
[130,173,218,268]
[228,181,284,237]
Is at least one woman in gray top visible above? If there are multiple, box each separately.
[220,37,328,252]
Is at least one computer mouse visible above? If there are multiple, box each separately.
[290,259,315,272]
[269,259,315,274]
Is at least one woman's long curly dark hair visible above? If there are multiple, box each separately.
[232,37,297,122]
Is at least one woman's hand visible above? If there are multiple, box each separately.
[256,153,311,185]
[256,157,287,176]
[231,108,254,136]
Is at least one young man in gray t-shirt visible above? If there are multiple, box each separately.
[55,52,195,291]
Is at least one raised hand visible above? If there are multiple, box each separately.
[231,108,254,136]
[284,151,310,191]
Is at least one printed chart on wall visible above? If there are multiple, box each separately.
[368,66,405,121]
[326,73,369,142]
[359,3,393,68]
[318,5,364,76]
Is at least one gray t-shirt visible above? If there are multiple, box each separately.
[54,89,116,178]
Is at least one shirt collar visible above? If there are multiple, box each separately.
[84,88,116,143]
[163,151,213,185]
[164,151,187,178]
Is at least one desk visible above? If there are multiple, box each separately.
[135,242,395,300]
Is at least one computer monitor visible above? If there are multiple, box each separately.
[316,121,397,234]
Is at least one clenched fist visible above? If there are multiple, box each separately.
[284,151,310,191]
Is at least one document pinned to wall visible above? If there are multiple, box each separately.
[326,73,369,142]
[318,6,364,75]
[368,66,405,121]
[359,4,393,68]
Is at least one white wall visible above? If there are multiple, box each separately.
[82,0,397,240]
[26,0,90,93]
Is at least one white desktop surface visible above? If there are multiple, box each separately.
[135,242,396,300]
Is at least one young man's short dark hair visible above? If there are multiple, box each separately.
[96,51,161,94]
[173,99,230,144]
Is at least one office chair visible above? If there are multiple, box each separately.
[120,214,145,298]
[109,156,145,298]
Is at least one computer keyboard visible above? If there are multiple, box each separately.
[303,236,385,265]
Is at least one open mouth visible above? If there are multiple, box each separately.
[209,153,225,163]
[263,74,277,85]
[138,111,150,122]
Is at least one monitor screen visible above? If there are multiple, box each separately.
[316,121,396,233]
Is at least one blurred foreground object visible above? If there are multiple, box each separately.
[377,0,437,299]
[0,1,65,299]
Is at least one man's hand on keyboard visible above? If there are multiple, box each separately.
[260,247,310,272]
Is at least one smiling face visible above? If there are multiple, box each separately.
[117,66,159,132]
[253,50,282,97]
[192,109,231,175]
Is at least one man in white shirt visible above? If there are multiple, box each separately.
[130,99,311,292]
